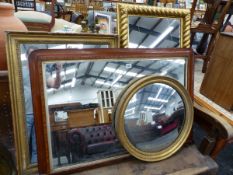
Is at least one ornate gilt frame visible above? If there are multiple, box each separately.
[114,75,194,161]
[117,3,191,48]
[5,31,118,175]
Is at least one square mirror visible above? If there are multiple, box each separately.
[28,48,193,174]
[117,3,191,48]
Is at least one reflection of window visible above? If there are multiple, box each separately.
[98,90,115,108]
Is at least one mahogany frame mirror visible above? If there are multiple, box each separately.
[28,48,193,174]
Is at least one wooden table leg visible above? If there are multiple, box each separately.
[211,138,228,159]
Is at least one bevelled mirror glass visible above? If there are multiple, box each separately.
[117,3,191,48]
[27,48,193,174]
[114,75,193,161]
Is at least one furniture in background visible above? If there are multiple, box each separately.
[200,32,233,111]
[0,142,17,175]
[49,103,115,164]
[14,0,55,31]
[14,0,36,11]
[194,96,233,159]
[69,124,118,162]
[190,0,232,73]
[0,71,15,156]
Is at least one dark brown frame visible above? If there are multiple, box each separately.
[28,48,194,174]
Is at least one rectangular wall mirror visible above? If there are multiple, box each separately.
[28,48,193,174]
[117,3,191,48]
[6,31,118,174]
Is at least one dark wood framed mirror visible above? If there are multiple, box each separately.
[28,48,193,174]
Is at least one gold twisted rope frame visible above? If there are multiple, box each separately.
[117,3,191,48]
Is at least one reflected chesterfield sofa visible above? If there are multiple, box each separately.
[68,124,118,163]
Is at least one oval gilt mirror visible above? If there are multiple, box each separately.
[114,76,193,161]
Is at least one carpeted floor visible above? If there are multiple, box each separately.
[216,143,233,175]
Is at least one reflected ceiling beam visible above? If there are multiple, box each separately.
[129,17,141,34]
[99,64,122,88]
[91,62,109,86]
[174,42,179,48]
[120,61,170,83]
[81,62,94,85]
[155,24,180,48]
[109,61,165,73]
[129,25,179,43]
[74,62,81,77]
[86,74,127,85]
[137,19,162,48]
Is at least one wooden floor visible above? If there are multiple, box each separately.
[72,145,218,175]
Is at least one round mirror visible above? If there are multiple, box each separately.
[113,76,193,161]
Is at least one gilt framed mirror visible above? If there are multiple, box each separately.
[117,3,191,48]
[5,31,118,174]
[113,75,193,161]
[28,48,193,174]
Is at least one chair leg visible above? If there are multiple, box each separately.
[196,33,210,54]
[210,138,228,159]
[201,32,219,73]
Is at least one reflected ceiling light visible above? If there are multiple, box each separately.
[71,77,76,88]
[126,107,135,112]
[129,94,137,103]
[156,83,172,89]
[47,88,54,93]
[104,66,144,78]
[104,67,126,74]
[136,74,145,78]
[60,81,72,88]
[21,53,27,61]
[138,45,147,48]
[95,80,121,88]
[160,70,167,76]
[129,42,138,48]
[174,59,185,64]
[126,72,137,77]
[149,26,175,48]
[52,68,76,78]
[111,75,123,86]
[155,87,162,98]
[148,97,168,103]
[144,105,163,110]
[49,44,66,49]
[67,44,84,49]
[96,80,105,84]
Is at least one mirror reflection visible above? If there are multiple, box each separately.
[124,83,184,152]
[128,16,180,48]
[42,58,186,168]
[21,43,109,164]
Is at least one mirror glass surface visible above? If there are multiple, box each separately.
[20,43,109,164]
[41,58,186,168]
[128,16,180,48]
[124,83,184,152]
